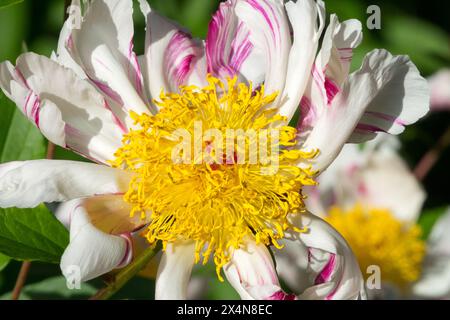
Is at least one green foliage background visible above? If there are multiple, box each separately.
[0,0,449,299]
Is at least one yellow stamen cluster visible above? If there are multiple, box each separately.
[326,204,426,287]
[111,76,317,279]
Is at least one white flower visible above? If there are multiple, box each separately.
[294,134,450,299]
[0,0,429,300]
[306,135,426,222]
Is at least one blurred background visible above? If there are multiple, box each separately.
[0,0,449,299]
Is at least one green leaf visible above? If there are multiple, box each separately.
[0,205,69,263]
[0,252,10,271]
[193,264,240,300]
[54,145,90,163]
[0,0,23,9]
[0,276,97,300]
[0,91,46,162]
[384,15,450,74]
[0,0,27,62]
[418,206,448,240]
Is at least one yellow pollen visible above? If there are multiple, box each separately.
[111,76,317,280]
[326,204,426,287]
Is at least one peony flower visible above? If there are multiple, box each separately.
[290,135,450,299]
[0,0,429,300]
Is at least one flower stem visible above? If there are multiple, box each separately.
[89,244,161,300]
[414,125,450,181]
[11,261,31,300]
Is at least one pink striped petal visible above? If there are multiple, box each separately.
[206,0,255,83]
[349,49,429,143]
[141,5,205,103]
[68,0,152,115]
[165,30,203,88]
[301,49,429,173]
[0,53,126,163]
[314,252,337,285]
[224,238,291,300]
[278,0,325,121]
[295,13,361,141]
[276,212,366,300]
[234,0,292,99]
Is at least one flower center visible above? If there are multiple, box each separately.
[326,204,426,287]
[111,76,317,279]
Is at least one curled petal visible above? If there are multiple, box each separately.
[349,50,429,143]
[318,15,363,89]
[301,49,429,173]
[0,53,126,163]
[56,195,148,236]
[0,160,130,208]
[276,212,366,300]
[224,239,294,300]
[60,202,132,282]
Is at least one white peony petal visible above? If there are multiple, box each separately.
[299,14,361,125]
[301,49,429,173]
[69,0,152,115]
[428,69,450,111]
[0,53,126,163]
[224,238,294,300]
[55,195,148,236]
[60,204,132,282]
[357,137,425,222]
[54,0,134,130]
[278,0,325,121]
[141,4,205,103]
[52,0,86,78]
[235,0,292,103]
[310,135,425,223]
[278,212,366,300]
[205,0,263,86]
[0,160,130,208]
[349,49,430,143]
[318,15,362,88]
[304,143,364,218]
[155,241,196,300]
[296,13,362,138]
[82,195,149,235]
[273,233,312,293]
